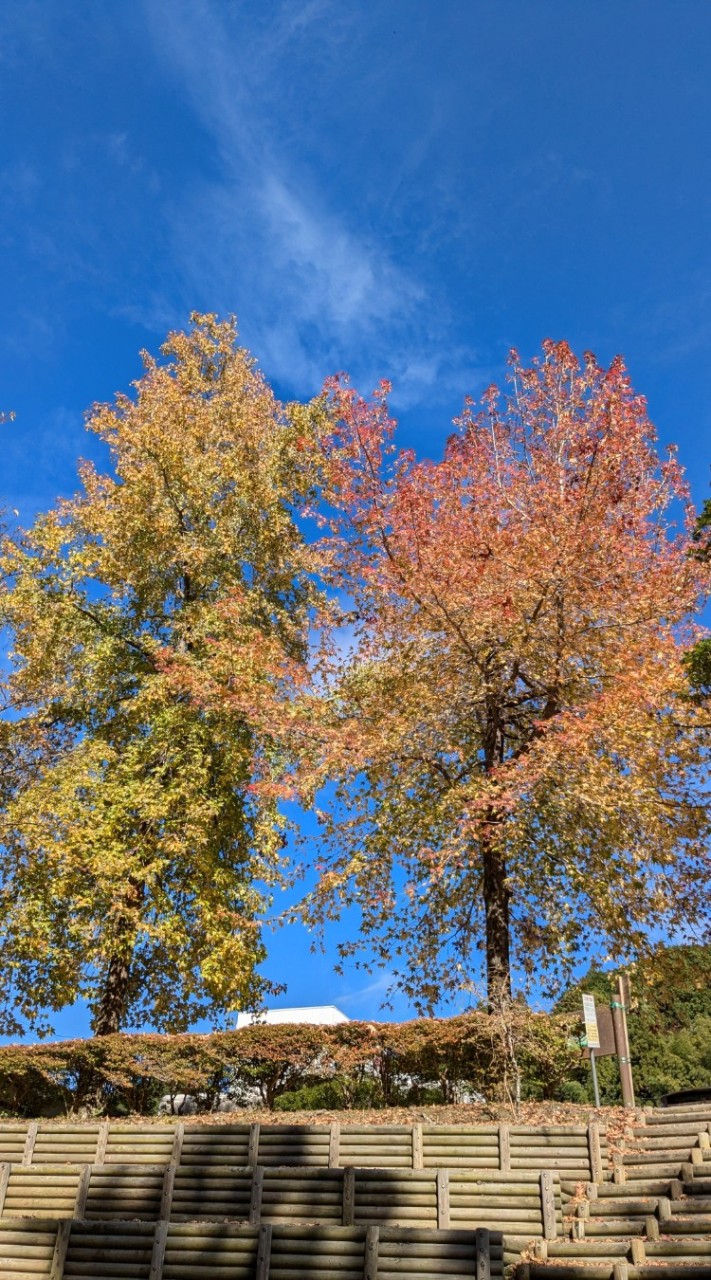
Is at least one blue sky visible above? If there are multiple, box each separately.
[1,1,710,1037]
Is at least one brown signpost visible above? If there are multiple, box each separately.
[581,979,636,1109]
[611,974,635,1109]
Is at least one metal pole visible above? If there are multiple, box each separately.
[611,975,635,1109]
[589,1048,600,1108]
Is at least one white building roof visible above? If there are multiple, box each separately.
[236,1004,350,1029]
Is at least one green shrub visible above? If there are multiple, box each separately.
[0,1008,581,1117]
[559,1080,589,1104]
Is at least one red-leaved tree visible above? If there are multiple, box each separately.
[304,341,709,1012]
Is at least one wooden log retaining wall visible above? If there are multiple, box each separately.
[0,1160,563,1235]
[0,1215,504,1280]
[0,1121,608,1179]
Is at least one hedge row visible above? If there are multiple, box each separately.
[0,1010,583,1117]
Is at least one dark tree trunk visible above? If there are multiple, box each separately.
[482,834,512,1014]
[93,950,133,1036]
[92,876,145,1036]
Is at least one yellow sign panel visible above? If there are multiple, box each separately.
[582,993,600,1049]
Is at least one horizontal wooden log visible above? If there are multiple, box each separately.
[268,1238,366,1257]
[87,1187,162,1202]
[372,1260,477,1276]
[257,1146,330,1157]
[7,1173,80,1184]
[423,1135,499,1145]
[260,1126,331,1136]
[452,1174,545,1188]
[356,1207,437,1222]
[106,1127,174,1135]
[164,1238,259,1254]
[423,1126,499,1137]
[645,1240,711,1257]
[526,1267,613,1279]
[65,1221,156,1237]
[355,1189,437,1203]
[267,1266,361,1278]
[178,1155,251,1167]
[549,1243,629,1257]
[166,1221,259,1238]
[5,1189,78,1205]
[510,1159,590,1170]
[449,1208,541,1224]
[623,1148,692,1163]
[179,1146,248,1159]
[340,1127,411,1136]
[0,1218,60,1234]
[449,1193,541,1207]
[171,1178,251,1192]
[162,1267,258,1279]
[338,1152,412,1162]
[264,1172,343,1187]
[510,1135,587,1149]
[424,1158,499,1169]
[181,1126,248,1137]
[354,1170,433,1184]
[261,1190,344,1205]
[340,1158,412,1168]
[622,1162,686,1178]
[424,1144,499,1155]
[68,1243,154,1263]
[633,1132,703,1149]
[511,1126,587,1136]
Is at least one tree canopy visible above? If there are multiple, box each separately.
[302,342,710,1012]
[0,327,708,1037]
[0,315,320,1037]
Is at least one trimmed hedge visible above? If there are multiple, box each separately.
[0,1010,581,1117]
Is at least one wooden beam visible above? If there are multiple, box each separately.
[475,1227,491,1280]
[364,1225,379,1280]
[256,1223,272,1280]
[160,1165,176,1222]
[95,1119,109,1165]
[74,1164,91,1220]
[540,1170,557,1240]
[248,1122,260,1168]
[148,1220,169,1280]
[49,1219,72,1280]
[250,1166,264,1225]
[587,1121,603,1183]
[499,1124,511,1172]
[343,1167,355,1226]
[170,1122,185,1167]
[0,1162,10,1217]
[22,1120,38,1167]
[436,1168,450,1229]
[412,1124,423,1170]
[329,1122,341,1168]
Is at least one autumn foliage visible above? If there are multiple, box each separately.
[0,316,321,1038]
[304,342,709,1011]
[0,323,708,1039]
[0,1011,580,1117]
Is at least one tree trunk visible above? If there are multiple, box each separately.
[482,834,512,1013]
[92,876,145,1036]
[92,950,133,1036]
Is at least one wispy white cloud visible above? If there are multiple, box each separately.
[143,0,484,404]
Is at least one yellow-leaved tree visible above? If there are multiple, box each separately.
[0,315,319,1036]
